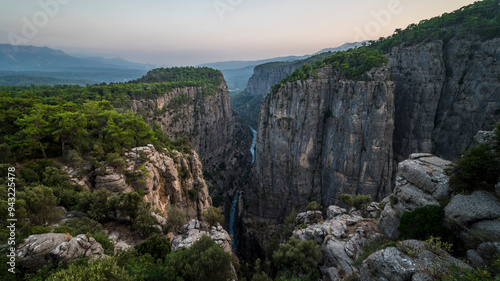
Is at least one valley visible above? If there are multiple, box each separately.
[1,0,500,280]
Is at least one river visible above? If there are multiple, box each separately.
[229,126,256,252]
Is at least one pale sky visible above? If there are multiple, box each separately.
[0,0,478,66]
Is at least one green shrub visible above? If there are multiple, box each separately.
[135,235,171,261]
[272,237,322,281]
[340,194,373,210]
[41,166,64,187]
[188,189,198,201]
[441,256,500,281]
[63,149,85,168]
[165,204,186,233]
[283,210,298,240]
[54,225,76,236]
[305,201,322,211]
[398,205,454,242]
[60,217,103,236]
[30,225,52,235]
[202,206,224,227]
[20,185,62,225]
[92,232,115,256]
[19,167,40,184]
[47,257,132,281]
[447,144,500,193]
[116,249,156,279]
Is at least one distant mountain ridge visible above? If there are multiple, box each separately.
[0,44,154,72]
[0,44,155,85]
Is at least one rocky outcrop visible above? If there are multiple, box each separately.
[292,206,382,280]
[247,65,394,223]
[172,219,233,254]
[389,38,500,161]
[380,153,500,264]
[17,233,105,273]
[66,145,211,221]
[379,153,451,239]
[359,240,471,281]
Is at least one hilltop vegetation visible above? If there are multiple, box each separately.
[269,0,500,96]
[370,0,500,53]
[0,66,224,109]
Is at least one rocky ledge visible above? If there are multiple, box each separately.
[17,233,105,273]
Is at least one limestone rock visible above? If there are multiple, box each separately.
[474,130,498,147]
[360,240,471,281]
[17,233,105,273]
[296,210,323,225]
[247,65,395,223]
[380,154,450,239]
[327,206,347,219]
[172,219,232,254]
[124,146,211,220]
[293,206,381,279]
[95,166,133,193]
[444,191,500,225]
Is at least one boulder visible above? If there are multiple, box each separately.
[95,167,133,193]
[444,191,500,225]
[360,240,471,281]
[380,154,451,239]
[327,206,347,219]
[296,210,323,225]
[473,130,498,147]
[17,233,105,273]
[293,207,381,279]
[172,219,232,254]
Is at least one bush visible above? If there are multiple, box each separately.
[116,249,156,279]
[20,185,62,225]
[188,189,198,201]
[92,232,115,256]
[165,205,186,233]
[202,206,224,227]
[340,194,373,210]
[282,210,298,240]
[59,217,103,236]
[47,257,132,281]
[398,205,454,242]
[272,237,322,281]
[447,144,500,193]
[30,225,52,235]
[441,256,500,281]
[305,201,322,211]
[135,235,171,261]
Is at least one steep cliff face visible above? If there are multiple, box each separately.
[246,65,395,221]
[130,79,252,197]
[389,37,500,161]
[130,81,234,170]
[245,62,300,98]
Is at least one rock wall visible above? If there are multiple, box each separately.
[390,38,500,161]
[246,65,395,222]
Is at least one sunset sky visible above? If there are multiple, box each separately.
[0,0,478,65]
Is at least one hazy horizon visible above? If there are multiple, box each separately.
[0,0,478,66]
